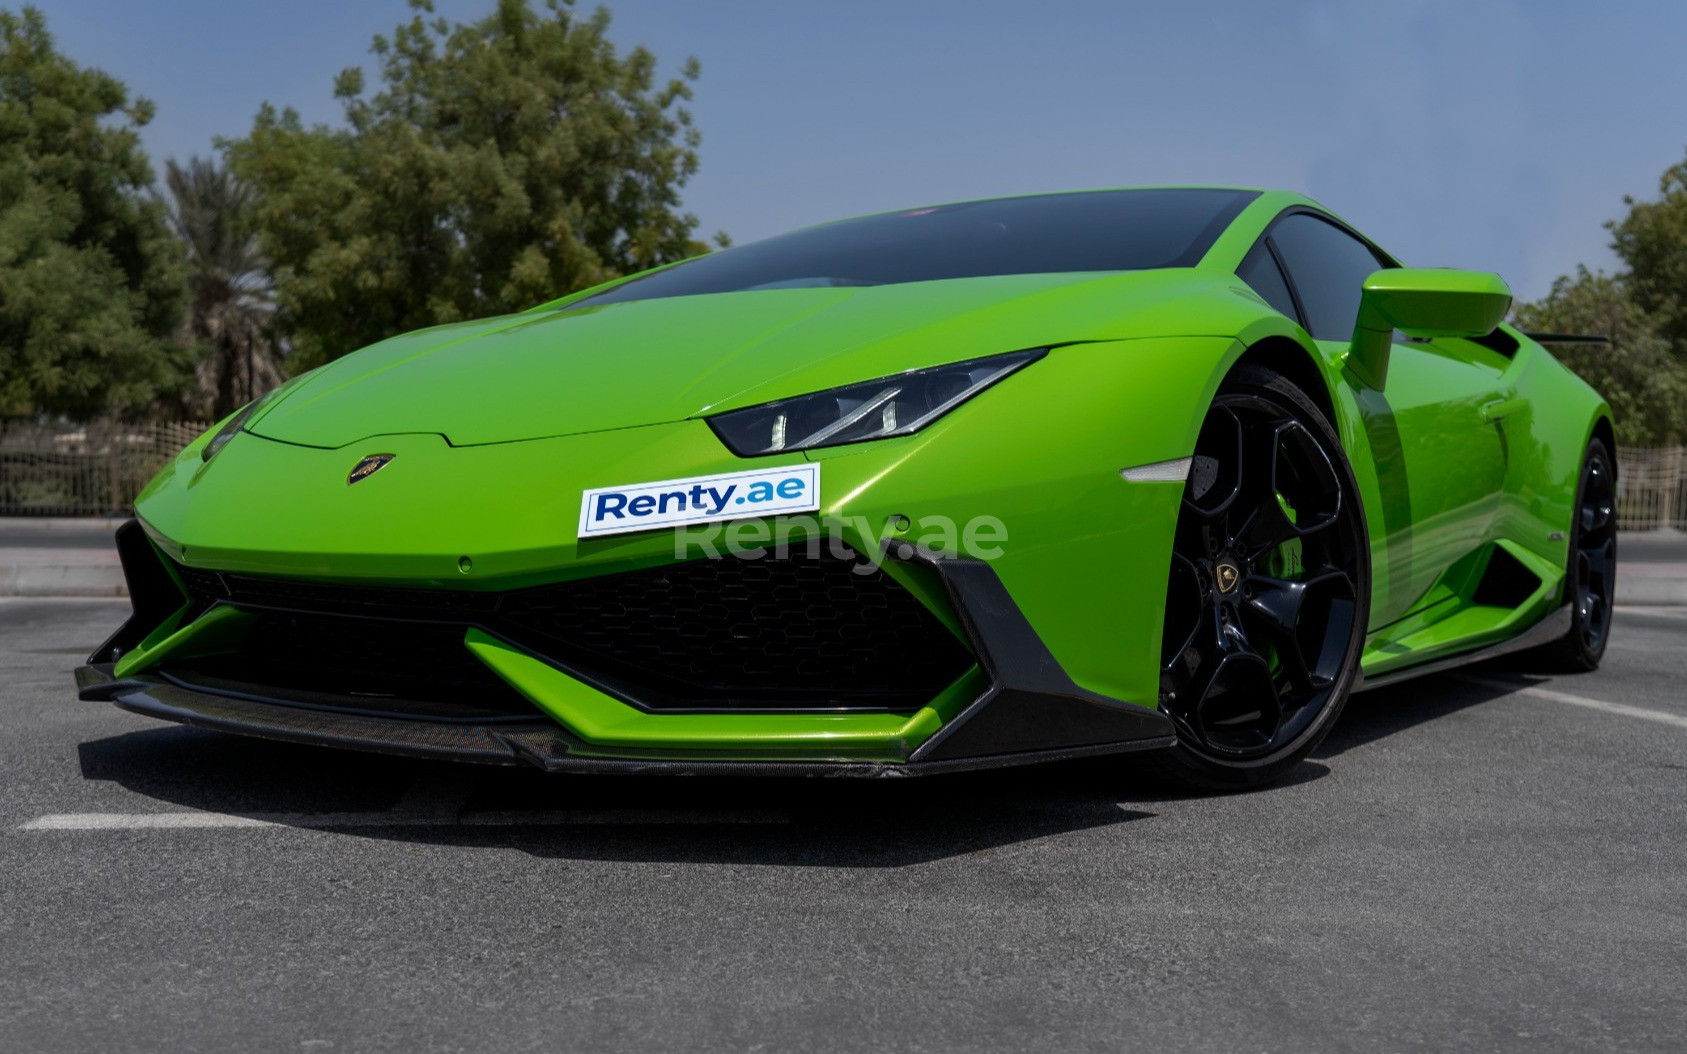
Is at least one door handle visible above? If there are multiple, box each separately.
[1480,396,1527,424]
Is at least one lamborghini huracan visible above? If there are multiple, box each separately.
[77,187,1617,787]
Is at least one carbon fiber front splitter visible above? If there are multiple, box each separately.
[75,664,1174,777]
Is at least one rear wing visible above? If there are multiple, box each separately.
[1520,332,1615,348]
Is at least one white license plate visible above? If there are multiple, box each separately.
[578,464,821,539]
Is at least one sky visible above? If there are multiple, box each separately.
[35,0,1687,301]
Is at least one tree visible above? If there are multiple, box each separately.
[1513,268,1687,447]
[225,0,711,370]
[1516,144,1687,447]
[0,5,188,419]
[1609,148,1687,356]
[162,156,284,418]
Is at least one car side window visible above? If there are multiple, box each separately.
[1266,213,1392,342]
[1236,241,1300,323]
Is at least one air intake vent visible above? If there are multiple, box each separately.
[168,547,973,714]
[1472,544,1542,609]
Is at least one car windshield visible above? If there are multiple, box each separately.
[574,188,1259,307]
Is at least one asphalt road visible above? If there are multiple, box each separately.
[2,600,1685,1053]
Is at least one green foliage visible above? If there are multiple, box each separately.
[1609,148,1687,356]
[225,0,710,369]
[1517,144,1687,446]
[1513,268,1687,446]
[162,155,284,418]
[0,5,188,419]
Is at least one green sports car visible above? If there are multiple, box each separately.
[77,187,1617,787]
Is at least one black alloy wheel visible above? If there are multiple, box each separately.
[1544,438,1617,671]
[1153,365,1370,788]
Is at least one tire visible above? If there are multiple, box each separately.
[1145,364,1371,790]
[1537,437,1617,672]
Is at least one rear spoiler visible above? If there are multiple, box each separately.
[1521,332,1615,348]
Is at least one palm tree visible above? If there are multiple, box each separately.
[162,156,284,418]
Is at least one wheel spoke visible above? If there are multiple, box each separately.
[1575,553,1594,621]
[1190,651,1283,753]
[1245,569,1354,692]
[1237,503,1298,561]
[1243,579,1312,690]
[1246,604,1316,694]
[1583,538,1614,581]
[1246,574,1310,635]
[1575,539,1614,640]
[1229,420,1345,558]
[1268,420,1343,536]
[1233,417,1286,503]
[1247,569,1355,632]
[1221,609,1256,657]
[1580,459,1615,533]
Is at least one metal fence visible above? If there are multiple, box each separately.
[1616,446,1687,531]
[0,421,211,516]
[2,421,1686,527]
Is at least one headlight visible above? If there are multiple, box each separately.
[200,372,313,462]
[201,400,263,462]
[707,348,1045,456]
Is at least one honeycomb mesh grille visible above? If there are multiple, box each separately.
[171,548,972,713]
[180,569,499,617]
[499,549,971,710]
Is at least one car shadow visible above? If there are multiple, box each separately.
[1315,660,1544,759]
[74,727,1329,867]
[72,658,1554,866]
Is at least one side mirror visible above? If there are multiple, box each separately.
[1345,268,1512,388]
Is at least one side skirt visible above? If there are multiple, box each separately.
[1353,602,1571,692]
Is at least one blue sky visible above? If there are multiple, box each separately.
[38,0,1687,300]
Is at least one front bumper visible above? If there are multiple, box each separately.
[79,522,1175,775]
[85,335,1236,773]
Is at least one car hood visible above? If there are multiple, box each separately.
[249,269,1245,448]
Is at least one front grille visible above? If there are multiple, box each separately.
[499,549,972,710]
[170,548,972,713]
[173,564,229,605]
[163,611,541,723]
[178,567,499,618]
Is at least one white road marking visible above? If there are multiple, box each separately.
[23,812,280,831]
[1614,605,1687,618]
[18,808,789,831]
[1462,676,1687,730]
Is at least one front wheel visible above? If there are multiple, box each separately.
[1149,365,1371,790]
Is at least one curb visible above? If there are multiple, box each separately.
[0,517,126,531]
[0,563,127,598]
[1616,578,1687,607]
